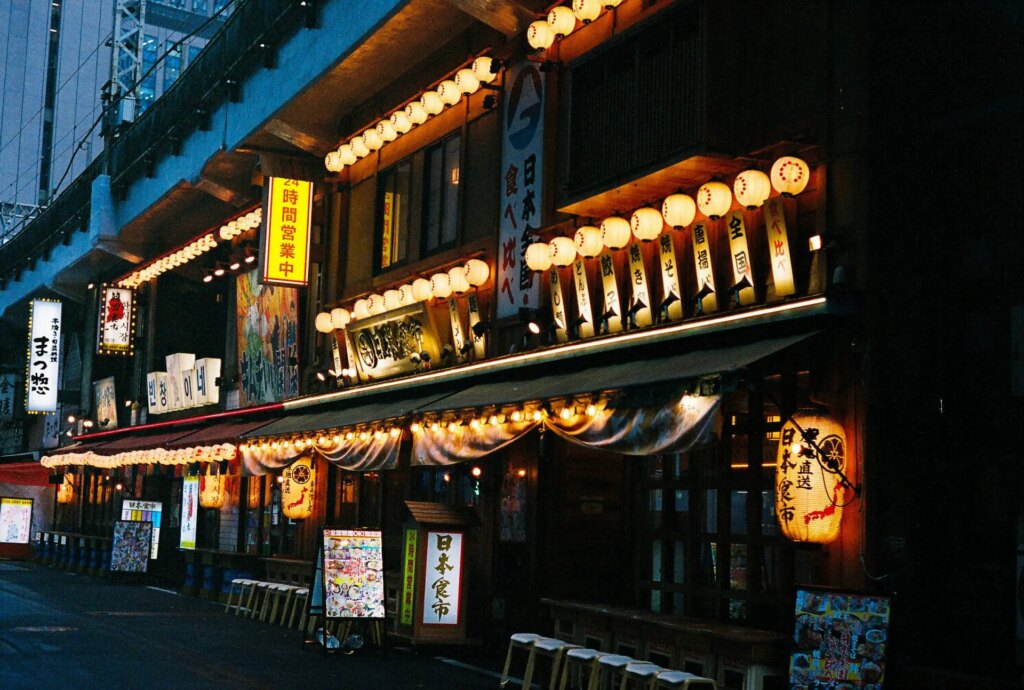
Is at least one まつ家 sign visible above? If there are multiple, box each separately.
[25,299,61,414]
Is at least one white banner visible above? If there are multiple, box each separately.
[180,477,199,550]
[26,299,62,414]
[422,531,463,626]
[691,222,718,313]
[97,285,135,356]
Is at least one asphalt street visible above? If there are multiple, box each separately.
[0,561,497,689]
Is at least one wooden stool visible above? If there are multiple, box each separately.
[654,671,717,689]
[521,638,580,690]
[227,579,259,616]
[286,587,309,628]
[262,584,296,624]
[620,662,663,690]
[247,581,272,620]
[592,654,636,690]
[558,647,606,690]
[501,633,543,687]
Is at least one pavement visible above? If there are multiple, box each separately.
[0,560,499,689]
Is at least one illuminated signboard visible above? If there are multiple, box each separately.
[121,499,163,559]
[422,531,463,626]
[97,285,136,356]
[25,299,62,414]
[259,177,313,287]
[346,303,442,382]
[322,529,385,619]
[0,497,33,544]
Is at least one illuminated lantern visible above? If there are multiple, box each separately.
[548,6,576,37]
[367,293,386,315]
[376,118,397,143]
[200,469,225,509]
[696,181,732,220]
[733,170,771,209]
[573,0,602,23]
[412,278,433,302]
[362,127,383,152]
[436,80,461,107]
[603,0,622,7]
[464,259,490,286]
[57,474,74,504]
[314,312,334,333]
[549,236,577,267]
[527,20,555,51]
[662,193,696,230]
[771,156,810,196]
[350,136,370,158]
[399,284,417,305]
[601,216,632,250]
[383,289,402,311]
[631,207,664,242]
[448,266,470,294]
[525,242,552,272]
[247,477,262,510]
[281,456,316,520]
[406,101,428,125]
[352,298,371,320]
[472,56,498,84]
[430,272,452,299]
[420,90,444,115]
[574,225,603,259]
[391,110,412,134]
[455,68,480,95]
[324,151,344,172]
[330,308,350,330]
[775,411,847,544]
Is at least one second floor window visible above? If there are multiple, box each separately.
[423,135,460,254]
[377,161,412,271]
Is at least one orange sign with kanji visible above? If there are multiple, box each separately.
[260,177,313,287]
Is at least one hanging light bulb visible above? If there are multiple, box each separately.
[448,266,470,294]
[574,225,603,259]
[527,20,555,51]
[420,90,444,115]
[412,277,433,302]
[430,272,452,299]
[331,308,350,330]
[662,194,696,230]
[770,156,810,196]
[733,170,771,209]
[696,181,732,220]
[573,0,602,23]
[436,80,461,107]
[631,207,664,242]
[464,259,490,286]
[548,6,576,38]
[362,127,383,152]
[548,236,577,267]
[525,242,553,272]
[376,118,398,143]
[455,68,480,95]
[406,101,428,125]
[472,56,498,84]
[600,216,632,250]
[315,312,334,333]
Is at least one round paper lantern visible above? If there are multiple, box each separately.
[775,410,847,544]
[314,312,334,333]
[573,0,602,23]
[527,20,555,51]
[399,284,416,305]
[350,136,370,158]
[472,56,498,84]
[430,272,452,299]
[455,68,480,95]
[696,181,732,220]
[324,151,344,172]
[200,470,225,509]
[465,259,490,286]
[281,456,316,520]
[448,266,470,294]
[733,169,771,209]
[383,289,402,311]
[662,193,696,229]
[367,293,386,315]
[330,308,350,329]
[603,0,622,7]
[352,298,371,320]
[631,207,664,242]
[406,101,428,125]
[549,236,577,267]
[420,90,444,115]
[574,225,603,258]
[548,6,576,37]
[376,118,397,143]
[412,278,433,302]
[436,80,461,106]
[362,127,383,152]
[57,474,74,504]
[771,156,810,196]
[601,216,632,250]
[525,242,552,272]
[390,110,412,134]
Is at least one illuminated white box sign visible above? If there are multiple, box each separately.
[195,358,221,405]
[25,299,62,414]
[422,531,463,626]
[121,499,162,559]
[147,356,220,415]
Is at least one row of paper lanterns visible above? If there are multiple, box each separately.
[118,210,262,289]
[314,258,490,333]
[525,157,810,270]
[527,0,624,51]
[240,427,403,453]
[325,57,500,173]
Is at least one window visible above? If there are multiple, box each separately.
[213,0,232,14]
[376,161,413,271]
[163,45,181,90]
[188,45,202,65]
[422,135,461,254]
[139,34,159,112]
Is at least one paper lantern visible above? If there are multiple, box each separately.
[57,474,74,504]
[350,135,370,158]
[733,170,771,209]
[200,470,225,509]
[331,308,350,329]
[465,259,489,286]
[662,193,696,230]
[399,284,417,305]
[549,236,577,267]
[314,312,334,333]
[376,118,397,143]
[436,80,461,107]
[455,68,480,95]
[362,127,383,152]
[324,151,344,172]
[600,216,632,250]
[574,225,603,258]
[281,456,316,520]
[603,0,622,7]
[573,0,602,23]
[421,90,444,115]
[548,6,576,37]
[352,298,370,320]
[406,101,428,125]
[771,156,810,196]
[390,110,412,134]
[472,56,498,84]
[525,242,552,272]
[412,278,433,302]
[696,181,732,220]
[383,289,401,311]
[448,266,470,294]
[430,272,452,299]
[367,293,386,315]
[775,411,847,544]
[527,20,555,50]
[631,207,664,242]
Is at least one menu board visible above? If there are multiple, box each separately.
[121,499,162,559]
[322,529,385,619]
[0,497,33,544]
[180,477,199,550]
[790,588,891,689]
[110,520,152,573]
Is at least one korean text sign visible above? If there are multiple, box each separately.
[422,531,463,626]
[0,497,33,544]
[25,299,61,413]
[260,177,313,287]
[97,285,135,355]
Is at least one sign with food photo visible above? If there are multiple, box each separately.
[322,529,385,619]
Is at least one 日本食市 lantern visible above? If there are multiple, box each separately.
[775,411,847,544]
[281,456,316,520]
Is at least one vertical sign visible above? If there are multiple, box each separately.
[571,259,594,338]
[180,476,199,550]
[165,353,195,411]
[548,269,569,343]
[93,377,118,430]
[0,497,33,544]
[400,529,418,625]
[598,251,623,334]
[96,285,136,356]
[195,358,221,406]
[691,222,719,314]
[25,299,61,414]
[497,62,546,319]
[422,531,463,626]
[725,210,756,305]
[466,293,486,360]
[626,244,653,327]
[763,198,796,298]
[121,499,163,559]
[0,374,16,420]
[260,177,313,287]
[447,298,466,359]
[657,234,684,321]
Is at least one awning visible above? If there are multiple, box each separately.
[169,419,278,447]
[0,461,51,486]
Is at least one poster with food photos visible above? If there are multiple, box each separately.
[322,529,385,619]
[790,588,890,689]
[110,520,152,573]
[0,497,33,544]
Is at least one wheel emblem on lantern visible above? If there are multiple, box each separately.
[292,464,311,484]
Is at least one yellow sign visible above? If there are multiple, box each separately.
[400,529,418,625]
[626,244,653,327]
[598,251,623,334]
[282,456,315,520]
[260,177,313,287]
[725,211,756,305]
[763,198,796,299]
[691,222,718,314]
[657,234,683,321]
[548,269,569,343]
[467,293,486,360]
[571,259,595,338]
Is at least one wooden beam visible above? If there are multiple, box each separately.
[443,0,534,36]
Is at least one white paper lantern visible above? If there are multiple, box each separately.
[525,242,552,272]
[771,156,810,197]
[549,236,577,267]
[352,298,370,320]
[448,266,470,294]
[603,0,622,7]
[631,207,664,242]
[421,91,444,115]
[331,308,350,329]
[573,0,602,23]
[464,259,490,286]
[383,289,401,311]
[548,6,576,37]
[391,110,412,134]
[436,80,461,106]
[697,181,732,220]
[399,284,416,305]
[601,216,632,250]
[472,56,498,84]
[406,101,428,125]
[412,278,433,302]
[367,293,386,315]
[376,118,397,142]
[315,312,334,333]
[362,127,383,152]
[325,151,344,172]
[455,68,480,95]
[527,20,555,51]
[430,272,452,299]
[350,135,370,158]
[734,170,771,209]
[662,193,696,230]
[574,225,603,258]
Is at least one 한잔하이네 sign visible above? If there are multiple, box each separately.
[260,177,313,287]
[322,529,385,619]
[25,299,62,414]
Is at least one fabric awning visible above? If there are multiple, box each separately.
[0,461,50,486]
[95,428,197,452]
[169,419,278,447]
